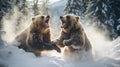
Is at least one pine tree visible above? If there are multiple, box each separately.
[110,0,120,37]
[0,0,13,29]
[86,0,119,39]
[32,0,49,15]
[33,0,39,15]
[0,0,29,35]
[64,0,88,18]
[15,0,28,15]
[41,0,49,15]
[0,0,13,46]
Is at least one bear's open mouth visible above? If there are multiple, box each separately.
[45,19,49,28]
[61,20,66,28]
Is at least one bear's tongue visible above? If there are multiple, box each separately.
[45,20,49,28]
[61,20,66,28]
[45,22,49,28]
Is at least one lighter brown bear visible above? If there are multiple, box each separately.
[55,14,92,54]
[15,15,60,56]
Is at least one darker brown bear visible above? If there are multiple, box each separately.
[15,15,60,56]
[55,14,92,52]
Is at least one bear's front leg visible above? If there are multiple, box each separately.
[53,39,65,48]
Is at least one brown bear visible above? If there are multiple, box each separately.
[15,15,61,56]
[54,14,92,60]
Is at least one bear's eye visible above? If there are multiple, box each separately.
[66,16,70,19]
[41,16,44,19]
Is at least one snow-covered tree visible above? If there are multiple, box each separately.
[0,0,29,38]
[33,0,39,15]
[0,0,13,29]
[110,0,120,37]
[32,0,49,15]
[86,0,115,39]
[0,0,11,45]
[15,0,28,15]
[41,0,49,15]
[0,0,28,18]
[86,0,120,39]
[64,0,88,18]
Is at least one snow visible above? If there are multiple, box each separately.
[1,28,120,67]
[0,0,120,67]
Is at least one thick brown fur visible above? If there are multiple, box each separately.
[55,14,92,53]
[15,15,60,56]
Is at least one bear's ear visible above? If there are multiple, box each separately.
[76,16,80,22]
[32,17,35,21]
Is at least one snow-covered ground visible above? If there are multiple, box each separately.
[0,0,120,67]
[0,28,120,67]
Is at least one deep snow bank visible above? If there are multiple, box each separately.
[0,37,120,67]
[0,26,120,67]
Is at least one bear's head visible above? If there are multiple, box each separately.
[60,14,81,32]
[31,15,50,33]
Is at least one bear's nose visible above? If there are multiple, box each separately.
[46,15,50,19]
[60,16,63,19]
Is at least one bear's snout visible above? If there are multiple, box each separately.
[46,15,50,19]
[60,16,63,19]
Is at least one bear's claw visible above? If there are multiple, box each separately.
[52,44,61,53]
